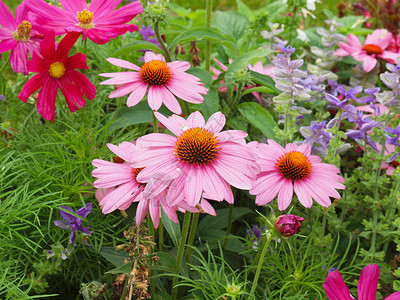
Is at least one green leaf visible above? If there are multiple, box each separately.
[242,86,276,96]
[236,0,255,19]
[152,251,177,273]
[238,102,277,139]
[168,27,231,52]
[99,247,129,267]
[109,101,170,130]
[197,207,253,235]
[212,11,249,41]
[161,208,181,247]
[248,70,279,95]
[186,67,213,88]
[106,262,131,274]
[111,41,162,57]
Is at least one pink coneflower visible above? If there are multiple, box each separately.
[92,142,179,228]
[324,264,400,300]
[99,52,208,114]
[0,0,42,75]
[131,111,259,207]
[26,0,143,44]
[249,140,345,211]
[334,29,400,72]
[18,31,96,121]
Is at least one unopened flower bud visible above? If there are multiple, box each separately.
[274,214,305,237]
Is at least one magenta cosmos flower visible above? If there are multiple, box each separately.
[26,0,143,44]
[19,31,96,121]
[324,264,400,300]
[130,111,259,207]
[249,140,345,211]
[0,0,42,74]
[334,29,400,72]
[99,52,208,114]
[92,141,180,228]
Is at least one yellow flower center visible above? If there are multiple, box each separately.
[276,151,312,180]
[77,9,94,29]
[362,44,383,55]
[174,127,220,166]
[14,21,32,41]
[139,60,172,86]
[49,62,66,79]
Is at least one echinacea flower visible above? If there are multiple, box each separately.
[131,111,259,207]
[18,31,96,121]
[26,0,143,44]
[92,141,181,228]
[54,203,92,244]
[334,29,400,72]
[0,0,42,74]
[99,52,208,114]
[324,264,400,300]
[250,140,345,211]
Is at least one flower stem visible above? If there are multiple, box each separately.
[205,0,213,71]
[369,117,389,258]
[158,218,164,251]
[152,111,159,133]
[223,204,234,248]
[154,21,172,62]
[248,231,274,299]
[83,37,88,78]
[171,212,192,300]
[147,213,155,295]
[185,212,199,262]
[0,56,10,75]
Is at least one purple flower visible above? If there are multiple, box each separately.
[385,123,400,147]
[278,43,296,55]
[325,93,347,108]
[54,203,92,244]
[346,114,382,152]
[300,120,332,156]
[247,225,263,242]
[0,95,5,102]
[139,25,160,47]
[274,214,305,237]
[337,85,363,101]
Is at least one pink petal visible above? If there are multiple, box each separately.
[59,0,87,12]
[0,0,16,30]
[144,51,164,62]
[294,180,313,208]
[187,111,205,128]
[205,112,226,134]
[10,42,29,75]
[185,167,203,206]
[106,57,140,71]
[167,60,191,72]
[347,33,362,48]
[154,112,185,136]
[19,72,48,102]
[135,198,149,227]
[99,71,141,85]
[126,82,147,107]
[277,178,293,210]
[147,85,163,111]
[149,198,161,228]
[358,264,379,300]
[36,77,58,121]
[361,55,377,72]
[323,271,353,300]
[154,85,181,114]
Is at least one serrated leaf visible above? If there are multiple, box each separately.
[236,0,254,19]
[212,11,249,41]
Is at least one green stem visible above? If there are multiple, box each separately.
[248,232,274,299]
[369,117,389,258]
[147,213,155,295]
[158,218,164,251]
[0,56,10,75]
[223,204,234,248]
[361,72,369,89]
[83,37,88,77]
[185,212,200,262]
[152,111,159,133]
[205,0,213,71]
[227,83,244,117]
[171,212,192,300]
[154,21,172,62]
